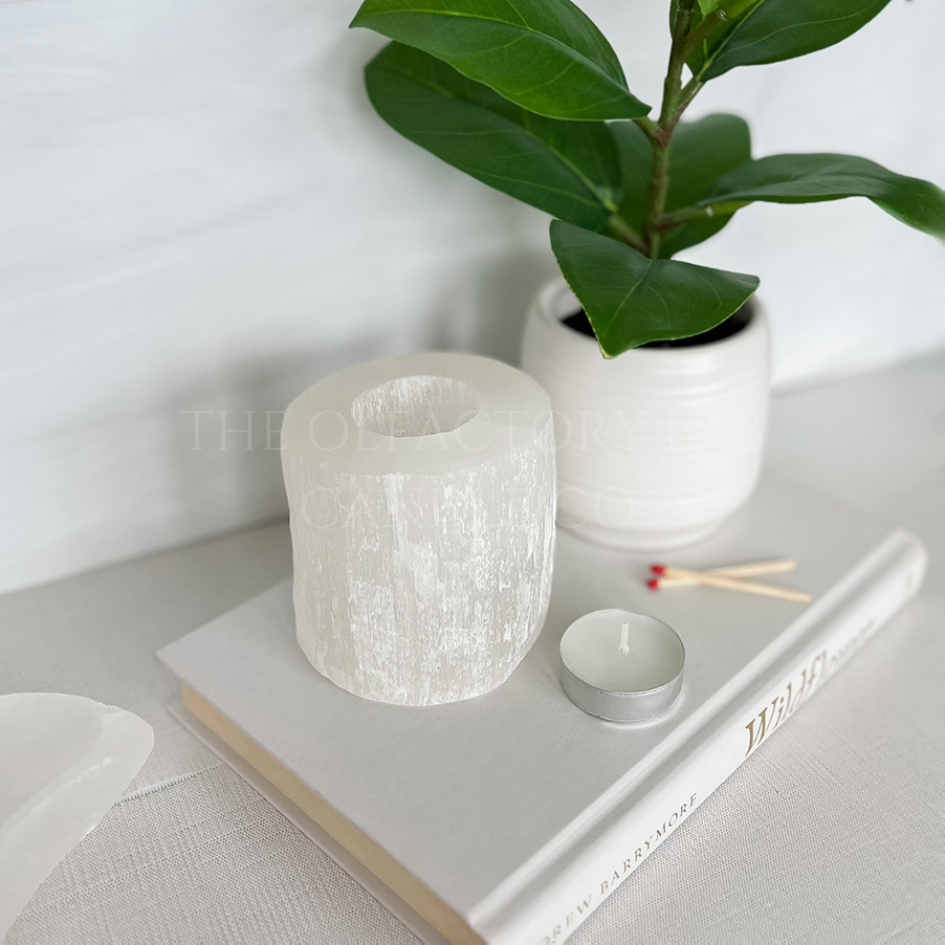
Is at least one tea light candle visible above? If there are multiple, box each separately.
[559,609,684,722]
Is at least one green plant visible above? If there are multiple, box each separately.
[350,0,945,357]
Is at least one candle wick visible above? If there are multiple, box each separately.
[619,622,630,656]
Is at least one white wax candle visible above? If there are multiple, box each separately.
[559,609,684,721]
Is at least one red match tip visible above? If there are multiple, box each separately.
[651,564,667,576]
[647,578,660,590]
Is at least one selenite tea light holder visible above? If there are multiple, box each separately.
[559,610,685,722]
[281,352,556,707]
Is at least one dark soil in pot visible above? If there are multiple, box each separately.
[562,301,754,348]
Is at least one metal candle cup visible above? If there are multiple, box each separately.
[559,609,685,722]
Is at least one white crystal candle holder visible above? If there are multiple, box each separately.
[282,352,556,706]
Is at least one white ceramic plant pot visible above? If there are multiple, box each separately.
[520,278,770,551]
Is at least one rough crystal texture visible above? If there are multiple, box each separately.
[282,353,555,706]
[0,694,154,939]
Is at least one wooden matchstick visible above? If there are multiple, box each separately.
[652,565,811,603]
[653,559,796,588]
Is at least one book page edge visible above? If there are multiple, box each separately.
[180,683,483,945]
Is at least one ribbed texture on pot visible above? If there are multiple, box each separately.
[520,280,770,550]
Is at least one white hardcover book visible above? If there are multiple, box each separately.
[158,477,926,945]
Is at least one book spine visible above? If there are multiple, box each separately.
[478,531,926,945]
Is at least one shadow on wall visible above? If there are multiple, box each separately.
[167,328,401,542]
[164,245,556,546]
[433,249,559,363]
[0,0,561,593]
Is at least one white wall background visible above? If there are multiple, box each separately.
[2,0,943,594]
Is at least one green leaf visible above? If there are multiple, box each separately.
[350,0,651,121]
[691,0,895,82]
[702,153,945,240]
[662,115,751,209]
[610,113,751,256]
[364,43,622,230]
[697,0,720,13]
[608,120,651,234]
[550,220,759,357]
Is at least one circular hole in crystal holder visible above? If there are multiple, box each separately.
[351,375,482,438]
[559,609,685,723]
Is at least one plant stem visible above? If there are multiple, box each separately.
[645,0,696,257]
[645,143,671,257]
[605,215,649,254]
[640,0,737,256]
[682,8,727,60]
[633,116,661,146]
[659,200,750,229]
[674,75,703,124]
